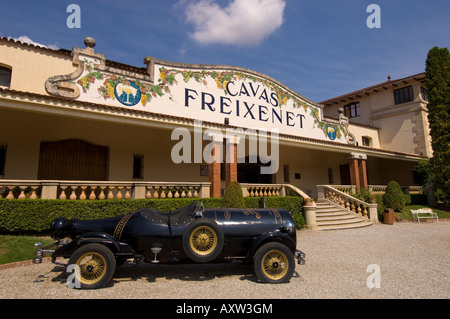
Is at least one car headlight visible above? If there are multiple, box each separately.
[281,221,295,233]
[51,217,69,240]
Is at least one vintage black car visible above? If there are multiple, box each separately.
[34,201,305,289]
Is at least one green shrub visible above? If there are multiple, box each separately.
[291,212,305,229]
[244,196,304,229]
[403,194,412,206]
[376,194,386,220]
[383,181,405,212]
[410,194,427,205]
[222,181,245,208]
[354,188,372,203]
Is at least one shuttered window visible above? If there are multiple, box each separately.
[38,139,108,180]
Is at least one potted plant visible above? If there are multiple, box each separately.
[305,198,315,206]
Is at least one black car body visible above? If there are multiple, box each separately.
[34,201,305,289]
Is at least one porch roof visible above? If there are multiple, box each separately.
[0,84,425,163]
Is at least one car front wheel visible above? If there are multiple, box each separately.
[67,243,116,289]
[253,242,295,284]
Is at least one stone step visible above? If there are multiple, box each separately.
[314,198,374,231]
[317,220,373,231]
[317,216,366,225]
[315,206,342,213]
[316,214,360,222]
[316,211,349,217]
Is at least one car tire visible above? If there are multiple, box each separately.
[253,242,295,284]
[67,243,116,289]
[182,219,224,263]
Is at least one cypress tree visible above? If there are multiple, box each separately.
[383,180,405,212]
[425,47,450,206]
[222,181,245,208]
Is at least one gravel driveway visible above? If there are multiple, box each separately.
[0,222,448,299]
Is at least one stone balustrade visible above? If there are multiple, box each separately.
[317,185,378,222]
[0,180,210,200]
[322,184,423,195]
[240,184,283,197]
[0,180,42,199]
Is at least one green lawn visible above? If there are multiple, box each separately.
[0,235,54,265]
[399,205,450,221]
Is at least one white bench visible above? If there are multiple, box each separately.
[411,208,439,223]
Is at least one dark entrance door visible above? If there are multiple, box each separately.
[38,139,108,180]
[339,164,351,185]
[237,156,272,184]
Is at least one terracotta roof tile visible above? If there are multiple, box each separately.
[320,73,426,105]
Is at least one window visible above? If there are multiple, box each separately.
[0,144,7,177]
[0,66,12,87]
[362,136,372,147]
[344,102,360,118]
[394,86,414,105]
[420,87,428,102]
[283,165,290,183]
[133,154,144,180]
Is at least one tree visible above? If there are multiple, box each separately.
[222,181,245,208]
[383,181,405,212]
[425,47,450,206]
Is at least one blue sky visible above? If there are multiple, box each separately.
[0,0,449,102]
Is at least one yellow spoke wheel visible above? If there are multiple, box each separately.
[190,225,218,256]
[261,250,289,281]
[254,242,295,284]
[183,219,224,263]
[76,252,108,285]
[68,243,116,289]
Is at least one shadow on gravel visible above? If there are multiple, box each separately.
[43,260,301,288]
[112,261,258,284]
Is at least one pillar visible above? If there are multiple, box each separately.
[349,153,368,191]
[359,158,368,189]
[209,144,222,198]
[349,157,360,191]
[225,141,238,185]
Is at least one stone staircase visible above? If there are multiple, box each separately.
[315,199,373,231]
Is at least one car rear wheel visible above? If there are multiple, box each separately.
[67,243,116,289]
[182,219,224,263]
[254,242,295,284]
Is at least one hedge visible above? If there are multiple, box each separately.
[0,196,304,233]
[403,194,427,206]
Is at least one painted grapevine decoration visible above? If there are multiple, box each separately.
[76,61,103,93]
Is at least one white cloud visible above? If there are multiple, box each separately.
[184,0,286,46]
[7,35,58,50]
